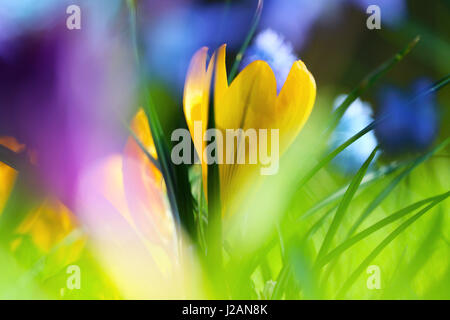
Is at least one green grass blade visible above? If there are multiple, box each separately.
[316,147,379,262]
[408,73,450,104]
[289,245,319,299]
[206,72,223,267]
[299,162,401,221]
[271,264,291,299]
[336,194,449,298]
[317,191,450,268]
[294,121,378,194]
[382,211,443,299]
[124,121,161,171]
[327,36,420,134]
[127,1,196,239]
[302,205,338,242]
[228,0,263,82]
[316,84,450,283]
[140,80,180,227]
[249,151,398,278]
[348,137,450,235]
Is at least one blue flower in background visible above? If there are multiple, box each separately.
[375,79,439,155]
[329,95,378,174]
[260,0,329,50]
[144,3,252,88]
[242,29,298,93]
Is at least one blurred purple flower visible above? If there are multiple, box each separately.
[260,0,329,50]
[375,79,439,155]
[0,3,135,207]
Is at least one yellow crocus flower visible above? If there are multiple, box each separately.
[183,45,316,213]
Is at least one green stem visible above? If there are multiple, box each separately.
[228,0,264,83]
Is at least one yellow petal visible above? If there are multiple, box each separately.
[215,60,277,208]
[215,60,277,132]
[214,44,228,109]
[183,47,212,151]
[130,109,157,160]
[183,47,215,195]
[275,60,316,152]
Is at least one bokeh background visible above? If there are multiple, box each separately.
[0,0,448,299]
